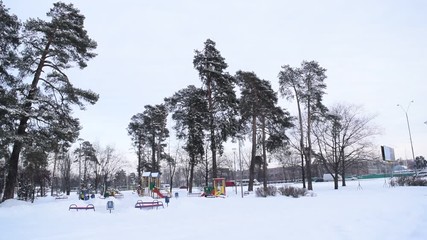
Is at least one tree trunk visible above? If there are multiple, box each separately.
[306,99,313,191]
[65,167,70,196]
[295,94,306,189]
[61,153,71,195]
[210,125,217,178]
[94,166,99,194]
[261,115,267,195]
[340,148,346,187]
[51,151,58,196]
[205,146,209,186]
[334,175,339,190]
[168,158,176,194]
[151,134,156,172]
[83,157,88,188]
[103,175,108,195]
[206,72,217,179]
[3,125,25,201]
[189,156,195,194]
[0,154,8,200]
[248,114,257,192]
[137,143,142,186]
[157,121,164,173]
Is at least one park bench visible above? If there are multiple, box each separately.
[187,192,202,197]
[55,195,68,200]
[114,193,124,199]
[68,204,95,211]
[134,200,164,209]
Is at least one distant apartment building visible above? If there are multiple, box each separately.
[238,159,401,183]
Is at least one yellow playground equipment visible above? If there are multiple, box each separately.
[202,178,227,197]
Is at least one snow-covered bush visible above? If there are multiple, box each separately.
[390,176,427,186]
[255,185,277,197]
[278,186,307,198]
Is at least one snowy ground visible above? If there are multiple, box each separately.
[0,178,426,240]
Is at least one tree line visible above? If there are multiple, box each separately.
[127,38,381,193]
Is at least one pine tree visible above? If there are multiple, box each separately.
[236,70,292,191]
[0,0,20,80]
[166,85,208,193]
[279,61,327,190]
[193,39,239,178]
[145,104,169,172]
[0,1,20,165]
[279,65,307,188]
[128,104,169,174]
[127,113,148,186]
[75,141,98,189]
[2,2,98,202]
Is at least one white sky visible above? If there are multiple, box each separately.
[5,0,427,167]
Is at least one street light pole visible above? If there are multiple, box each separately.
[76,138,83,194]
[232,148,237,195]
[239,139,244,198]
[397,101,416,173]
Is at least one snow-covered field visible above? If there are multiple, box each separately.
[1,178,426,240]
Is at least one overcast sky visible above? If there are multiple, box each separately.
[5,0,427,168]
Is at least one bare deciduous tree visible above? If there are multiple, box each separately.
[97,145,126,195]
[312,104,379,189]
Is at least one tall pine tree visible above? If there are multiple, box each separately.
[193,39,238,178]
[279,61,327,190]
[236,70,292,191]
[0,1,20,165]
[2,2,98,202]
[128,104,169,174]
[165,85,208,193]
[127,113,148,186]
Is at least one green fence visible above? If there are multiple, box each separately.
[358,172,414,179]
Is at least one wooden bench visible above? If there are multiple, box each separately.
[69,204,95,211]
[134,200,164,209]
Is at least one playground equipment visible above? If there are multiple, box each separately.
[79,189,95,200]
[214,178,226,196]
[103,189,122,198]
[203,178,226,197]
[140,172,170,198]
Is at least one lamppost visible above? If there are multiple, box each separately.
[76,138,83,193]
[238,139,244,198]
[232,148,237,194]
[397,101,416,172]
